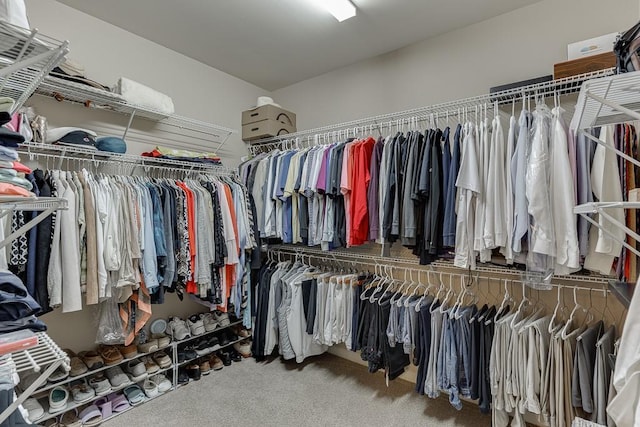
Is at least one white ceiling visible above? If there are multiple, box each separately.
[56,0,542,91]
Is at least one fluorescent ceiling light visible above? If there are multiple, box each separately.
[311,0,357,22]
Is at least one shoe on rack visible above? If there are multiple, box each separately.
[182,344,198,361]
[123,384,145,406]
[119,342,138,360]
[48,366,69,384]
[88,373,112,397]
[231,325,251,338]
[228,349,242,363]
[177,369,189,385]
[200,359,211,376]
[194,339,211,357]
[218,333,230,347]
[206,336,220,352]
[233,341,252,358]
[201,312,218,332]
[140,356,160,375]
[187,314,205,336]
[213,311,231,327]
[105,366,131,388]
[168,317,191,341]
[60,408,81,427]
[48,385,69,414]
[124,359,147,382]
[150,374,172,393]
[78,351,104,371]
[138,338,159,354]
[217,351,232,367]
[22,397,44,423]
[142,378,159,398]
[152,351,172,369]
[98,345,124,366]
[65,349,88,378]
[209,354,224,371]
[69,379,95,403]
[185,363,201,381]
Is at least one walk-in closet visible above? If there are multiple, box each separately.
[0,1,639,426]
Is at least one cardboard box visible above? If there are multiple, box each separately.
[242,119,296,142]
[554,52,616,79]
[242,104,296,127]
[568,33,619,60]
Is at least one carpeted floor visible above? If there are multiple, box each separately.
[103,353,490,427]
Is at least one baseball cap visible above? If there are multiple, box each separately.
[95,137,126,154]
[55,131,97,150]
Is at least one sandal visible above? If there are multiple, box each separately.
[119,342,138,359]
[79,405,102,427]
[78,351,104,370]
[123,384,145,406]
[107,393,131,413]
[99,345,123,366]
[88,373,112,396]
[59,408,81,427]
[152,351,172,369]
[142,379,159,398]
[69,379,95,403]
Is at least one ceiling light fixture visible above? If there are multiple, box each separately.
[310,0,357,22]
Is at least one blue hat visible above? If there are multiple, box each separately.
[96,137,126,154]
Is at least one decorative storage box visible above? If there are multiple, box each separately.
[242,119,296,142]
[242,104,296,128]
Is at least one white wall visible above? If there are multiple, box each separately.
[273,0,638,131]
[25,0,268,168]
[23,0,266,350]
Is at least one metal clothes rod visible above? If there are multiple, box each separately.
[249,68,614,153]
[268,245,612,285]
[18,142,234,176]
[270,247,611,296]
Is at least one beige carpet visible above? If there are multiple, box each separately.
[103,353,490,427]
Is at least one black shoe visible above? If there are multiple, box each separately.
[183,344,198,361]
[227,331,239,342]
[207,336,220,351]
[177,351,186,363]
[229,349,242,363]
[218,334,230,347]
[195,339,211,357]
[186,363,201,381]
[178,369,189,384]
[218,351,232,366]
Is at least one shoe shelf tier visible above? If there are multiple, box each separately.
[36,381,173,425]
[0,332,69,424]
[0,196,68,250]
[25,344,172,396]
[0,21,69,114]
[177,336,251,367]
[34,76,237,149]
[173,319,243,346]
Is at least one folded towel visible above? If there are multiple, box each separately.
[113,78,174,117]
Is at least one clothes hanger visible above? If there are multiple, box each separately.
[413,269,434,311]
[370,265,394,303]
[390,269,410,306]
[493,279,514,323]
[560,287,588,339]
[510,280,532,328]
[429,271,446,313]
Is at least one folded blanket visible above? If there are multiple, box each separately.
[113,78,174,116]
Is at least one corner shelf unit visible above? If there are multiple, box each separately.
[27,318,250,425]
[0,21,68,114]
[571,71,640,307]
[0,332,70,424]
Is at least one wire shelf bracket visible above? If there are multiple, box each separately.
[0,197,68,250]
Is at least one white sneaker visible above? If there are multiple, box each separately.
[187,315,205,336]
[168,317,191,341]
[151,374,172,393]
[201,312,219,332]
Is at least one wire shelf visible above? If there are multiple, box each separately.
[248,68,615,155]
[572,70,640,130]
[35,77,237,146]
[0,196,67,211]
[0,22,69,114]
[18,142,234,176]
